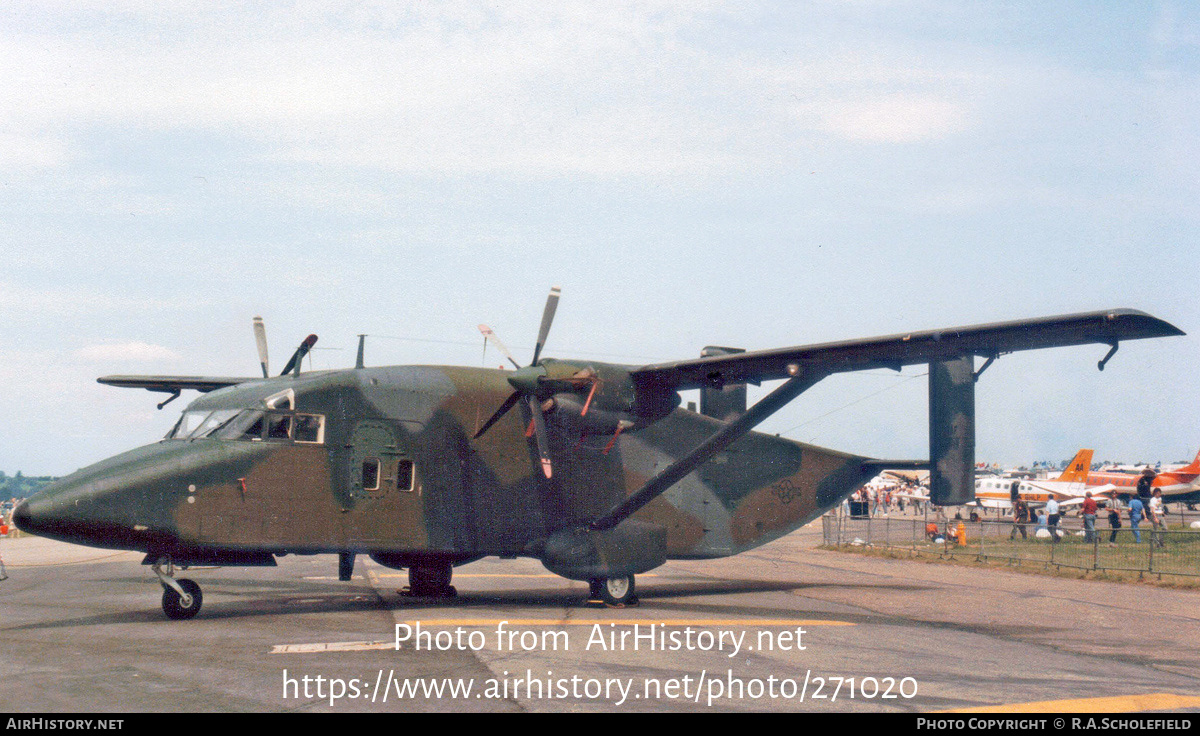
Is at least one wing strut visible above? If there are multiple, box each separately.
[156,390,182,410]
[588,366,829,531]
[1097,341,1119,371]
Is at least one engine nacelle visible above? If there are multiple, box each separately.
[539,520,667,581]
[551,395,631,436]
[536,359,678,429]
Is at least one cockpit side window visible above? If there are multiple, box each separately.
[267,414,292,440]
[213,410,266,441]
[294,414,325,443]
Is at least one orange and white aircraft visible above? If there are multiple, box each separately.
[1086,448,1200,505]
[972,449,1101,510]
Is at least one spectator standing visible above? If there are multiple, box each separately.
[1080,492,1098,543]
[1045,497,1061,543]
[1148,489,1166,549]
[1128,496,1146,543]
[1107,504,1122,546]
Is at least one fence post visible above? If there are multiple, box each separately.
[1148,534,1154,573]
[1093,532,1098,571]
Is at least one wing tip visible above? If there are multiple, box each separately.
[1104,308,1185,338]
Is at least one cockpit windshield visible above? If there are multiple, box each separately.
[164,408,323,444]
[165,409,240,439]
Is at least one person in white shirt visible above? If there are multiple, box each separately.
[1045,497,1061,542]
[1148,489,1166,549]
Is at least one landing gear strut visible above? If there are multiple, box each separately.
[154,557,202,620]
[406,563,456,598]
[589,575,637,606]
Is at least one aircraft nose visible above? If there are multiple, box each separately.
[11,496,50,536]
[11,498,32,531]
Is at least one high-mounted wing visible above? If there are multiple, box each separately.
[98,375,259,394]
[98,375,262,409]
[630,308,1183,392]
[586,308,1182,531]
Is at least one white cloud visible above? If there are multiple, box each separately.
[0,2,994,179]
[0,282,202,327]
[73,341,182,362]
[816,93,970,143]
[0,133,71,171]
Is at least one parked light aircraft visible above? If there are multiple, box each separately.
[12,297,1182,618]
[1085,448,1200,506]
[972,449,1102,509]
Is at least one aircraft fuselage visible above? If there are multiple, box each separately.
[15,363,872,581]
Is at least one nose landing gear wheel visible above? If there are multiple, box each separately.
[589,575,637,606]
[162,578,203,620]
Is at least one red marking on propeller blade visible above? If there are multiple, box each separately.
[582,380,599,416]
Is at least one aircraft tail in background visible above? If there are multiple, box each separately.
[1054,449,1093,483]
[1170,446,1200,477]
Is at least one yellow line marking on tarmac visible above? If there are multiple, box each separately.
[272,641,393,654]
[941,692,1200,713]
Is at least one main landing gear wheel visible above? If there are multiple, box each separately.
[161,578,203,620]
[407,563,456,598]
[590,575,637,606]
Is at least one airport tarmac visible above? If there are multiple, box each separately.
[1,522,1199,713]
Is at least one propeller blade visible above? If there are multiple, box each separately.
[280,334,318,376]
[473,390,523,440]
[527,395,553,479]
[252,317,270,378]
[530,286,561,366]
[478,324,521,370]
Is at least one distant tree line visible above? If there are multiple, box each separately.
[0,471,57,500]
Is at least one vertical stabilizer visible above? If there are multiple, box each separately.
[1176,447,1200,475]
[929,356,975,506]
[1054,449,1093,483]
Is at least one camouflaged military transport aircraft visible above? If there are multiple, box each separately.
[12,290,1184,618]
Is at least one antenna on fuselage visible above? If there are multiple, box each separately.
[356,335,366,369]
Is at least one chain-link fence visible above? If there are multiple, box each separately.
[821,513,1200,578]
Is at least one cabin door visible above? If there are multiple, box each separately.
[344,420,424,546]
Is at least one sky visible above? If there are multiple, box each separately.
[2,1,1197,477]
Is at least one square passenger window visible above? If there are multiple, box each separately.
[397,459,414,491]
[362,458,380,491]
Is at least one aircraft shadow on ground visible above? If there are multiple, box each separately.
[2,577,936,629]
